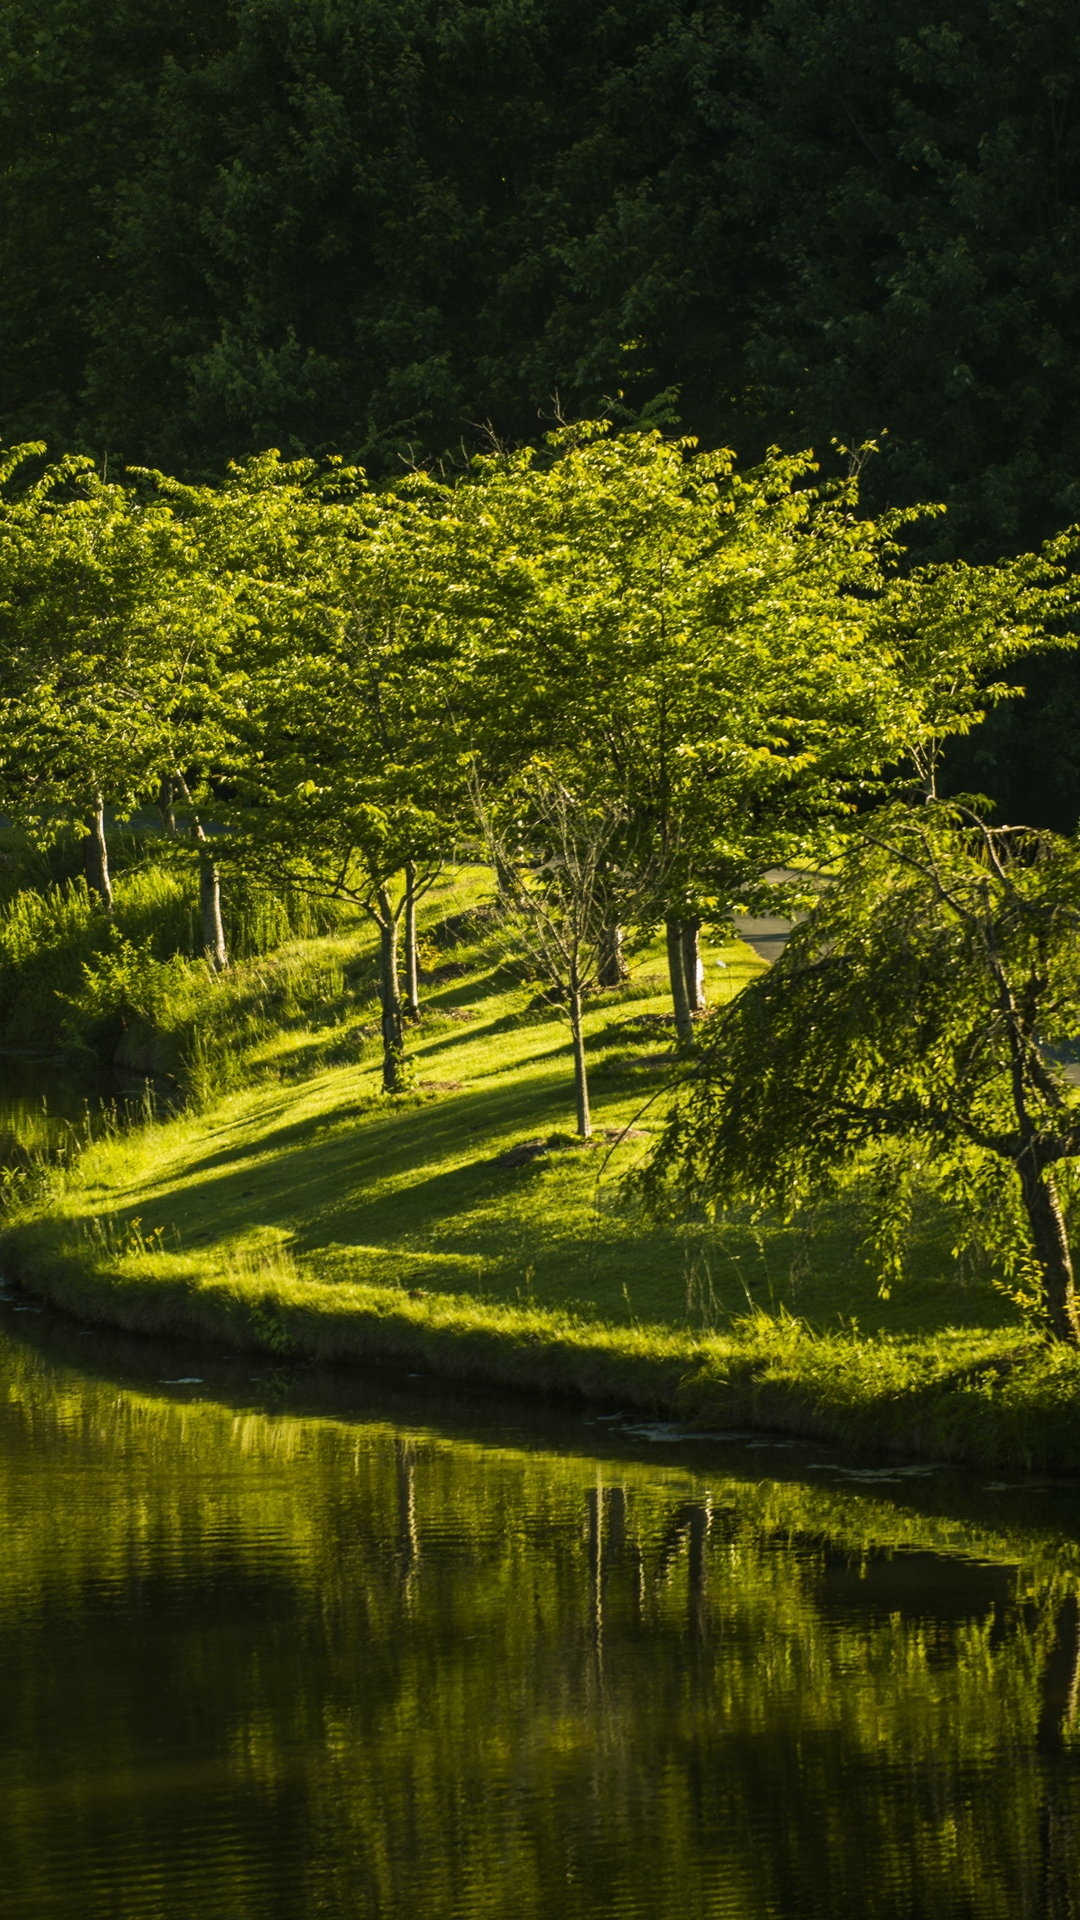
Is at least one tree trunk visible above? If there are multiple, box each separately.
[598,920,628,988]
[174,774,227,969]
[666,916,694,1046]
[1017,1158,1080,1344]
[681,918,705,1013]
[568,981,592,1139]
[403,860,421,1022]
[198,852,228,972]
[377,889,406,1093]
[1038,1593,1080,1753]
[84,796,113,912]
[158,776,177,837]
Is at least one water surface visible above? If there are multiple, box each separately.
[1,1306,1078,1920]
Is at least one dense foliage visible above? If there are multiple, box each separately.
[0,423,1068,1111]
[644,806,1080,1341]
[6,0,1080,812]
[2,0,1079,553]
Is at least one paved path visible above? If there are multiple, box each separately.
[728,868,809,965]
[728,910,796,965]
[722,913,791,967]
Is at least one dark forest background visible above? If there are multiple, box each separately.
[4,0,1080,819]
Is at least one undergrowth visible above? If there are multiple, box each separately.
[0,856,350,1094]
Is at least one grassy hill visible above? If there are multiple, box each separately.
[7,863,1080,1471]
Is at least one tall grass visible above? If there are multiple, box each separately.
[0,822,150,905]
[224,869,347,957]
[0,858,353,1095]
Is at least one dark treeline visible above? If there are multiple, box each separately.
[2,0,1079,545]
[6,0,1080,816]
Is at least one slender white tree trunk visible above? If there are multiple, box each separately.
[377,885,406,1093]
[598,920,628,987]
[682,918,705,1013]
[403,859,421,1022]
[198,853,228,971]
[85,795,113,912]
[568,980,592,1139]
[666,916,694,1045]
[174,776,227,970]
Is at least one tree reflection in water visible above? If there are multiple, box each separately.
[0,1322,1077,1920]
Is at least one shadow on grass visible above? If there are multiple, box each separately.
[40,920,1023,1340]
[72,1069,662,1276]
[57,1054,1023,1335]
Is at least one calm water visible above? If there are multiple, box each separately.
[1,1305,1080,1920]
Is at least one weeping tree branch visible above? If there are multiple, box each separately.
[644,804,1080,1343]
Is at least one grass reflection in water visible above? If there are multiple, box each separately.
[0,1319,1077,1920]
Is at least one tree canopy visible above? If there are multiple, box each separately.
[642,804,1080,1342]
[0,420,1071,1121]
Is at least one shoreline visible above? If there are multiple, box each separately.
[5,876,1077,1480]
[7,1223,1080,1474]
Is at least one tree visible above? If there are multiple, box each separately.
[448,423,946,1043]
[0,444,241,921]
[475,767,655,1140]
[643,804,1080,1344]
[215,460,467,1093]
[131,449,343,965]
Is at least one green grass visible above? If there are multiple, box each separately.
[6,861,1080,1470]
[0,852,348,1074]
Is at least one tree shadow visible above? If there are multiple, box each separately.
[71,1072,628,1277]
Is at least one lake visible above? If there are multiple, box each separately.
[0,1299,1078,1919]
